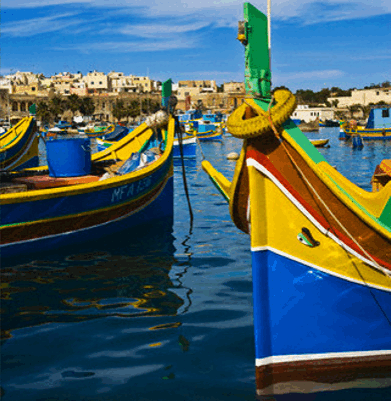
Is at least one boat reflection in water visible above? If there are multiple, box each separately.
[1,216,182,342]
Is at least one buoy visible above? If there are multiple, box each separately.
[227,152,239,160]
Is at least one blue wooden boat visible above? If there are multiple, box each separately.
[340,108,391,140]
[0,117,39,171]
[192,120,222,141]
[202,3,391,397]
[95,125,130,152]
[173,134,197,159]
[0,80,175,259]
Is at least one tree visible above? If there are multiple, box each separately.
[36,101,52,125]
[66,94,81,120]
[79,97,95,117]
[49,95,67,121]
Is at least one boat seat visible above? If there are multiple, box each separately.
[13,174,100,190]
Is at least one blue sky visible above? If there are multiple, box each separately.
[1,0,390,92]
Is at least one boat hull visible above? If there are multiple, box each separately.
[173,136,197,158]
[252,248,391,395]
[1,170,173,259]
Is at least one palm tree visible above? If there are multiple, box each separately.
[79,97,95,118]
[66,94,81,121]
[49,95,67,122]
[36,101,52,126]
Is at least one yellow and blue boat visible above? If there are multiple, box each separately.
[0,81,175,260]
[202,3,391,397]
[0,116,39,171]
[340,109,391,140]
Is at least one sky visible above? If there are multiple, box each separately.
[1,0,390,92]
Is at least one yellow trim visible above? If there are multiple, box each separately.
[0,117,34,150]
[282,130,391,240]
[1,117,175,205]
[248,165,391,291]
[3,170,173,229]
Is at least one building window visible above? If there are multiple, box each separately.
[99,81,102,85]
[376,91,380,95]
[91,81,94,85]
[382,109,390,118]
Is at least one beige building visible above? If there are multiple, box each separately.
[328,87,391,107]
[177,80,217,99]
[82,71,110,93]
[132,76,154,92]
[223,81,245,93]
[108,72,138,93]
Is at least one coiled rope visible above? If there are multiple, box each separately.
[226,89,297,139]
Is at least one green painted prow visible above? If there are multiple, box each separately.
[238,2,271,100]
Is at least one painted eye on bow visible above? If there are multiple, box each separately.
[297,228,320,247]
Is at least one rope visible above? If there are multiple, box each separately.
[175,117,194,226]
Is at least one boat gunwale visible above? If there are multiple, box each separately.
[0,117,175,204]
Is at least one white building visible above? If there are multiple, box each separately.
[292,105,334,123]
[328,87,391,108]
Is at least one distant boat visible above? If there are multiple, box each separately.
[310,138,329,147]
[192,120,222,141]
[0,116,39,171]
[173,134,197,159]
[340,108,391,139]
[202,3,391,397]
[371,159,391,192]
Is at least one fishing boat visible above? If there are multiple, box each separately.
[173,133,197,159]
[193,120,223,141]
[84,123,116,138]
[309,138,329,147]
[0,116,39,171]
[340,108,391,140]
[372,159,391,192]
[202,3,391,397]
[95,124,130,152]
[0,80,175,260]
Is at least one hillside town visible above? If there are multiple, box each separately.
[0,70,390,125]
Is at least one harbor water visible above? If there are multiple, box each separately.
[1,127,391,400]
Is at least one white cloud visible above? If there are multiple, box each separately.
[1,13,85,37]
[119,21,211,38]
[53,38,198,53]
[2,0,391,26]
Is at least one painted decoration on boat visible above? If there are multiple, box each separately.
[202,2,391,397]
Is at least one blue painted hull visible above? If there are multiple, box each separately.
[252,248,391,358]
[252,249,391,358]
[173,142,197,158]
[1,176,173,260]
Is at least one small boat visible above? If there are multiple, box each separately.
[202,3,391,397]
[192,120,222,141]
[84,123,116,138]
[309,138,329,147]
[0,116,39,171]
[0,80,175,260]
[95,125,130,152]
[173,134,197,159]
[340,109,391,140]
[371,159,391,192]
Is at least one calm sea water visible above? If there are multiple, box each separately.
[1,128,390,401]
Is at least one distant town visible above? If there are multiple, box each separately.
[0,71,390,124]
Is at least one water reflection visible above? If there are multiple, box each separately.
[1,218,183,342]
